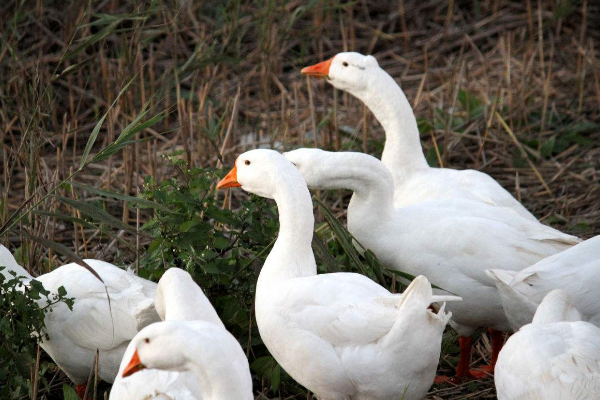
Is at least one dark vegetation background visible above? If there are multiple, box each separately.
[1,0,599,399]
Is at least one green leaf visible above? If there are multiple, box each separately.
[56,195,135,232]
[540,139,555,159]
[80,70,138,168]
[251,356,282,392]
[32,210,97,230]
[364,249,387,284]
[417,117,433,136]
[313,196,370,278]
[80,112,108,168]
[62,384,80,400]
[457,89,485,118]
[385,268,418,284]
[114,106,166,147]
[20,231,103,283]
[386,268,455,294]
[88,107,166,165]
[571,221,590,233]
[179,220,199,232]
[32,210,137,251]
[317,110,332,129]
[425,147,441,167]
[213,236,230,250]
[312,232,342,272]
[512,148,527,168]
[69,181,172,212]
[66,18,122,60]
[90,138,149,164]
[270,364,281,392]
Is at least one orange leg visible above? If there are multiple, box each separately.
[469,328,504,378]
[456,335,474,379]
[434,335,473,384]
[435,329,505,384]
[76,384,87,399]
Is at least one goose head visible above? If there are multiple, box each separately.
[122,321,190,377]
[281,148,329,189]
[217,149,303,199]
[123,320,253,399]
[532,289,582,325]
[301,52,380,95]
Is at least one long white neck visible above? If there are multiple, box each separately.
[304,151,395,237]
[349,69,428,186]
[0,245,32,281]
[258,173,317,287]
[156,271,224,327]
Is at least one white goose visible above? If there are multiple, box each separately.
[111,268,253,400]
[495,289,600,399]
[120,321,253,400]
[217,149,458,400]
[0,245,159,398]
[487,235,600,332]
[283,148,580,381]
[110,268,211,399]
[301,52,537,221]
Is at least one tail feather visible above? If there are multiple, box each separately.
[398,276,456,325]
[486,268,517,288]
[510,270,538,289]
[427,301,453,325]
[381,276,453,348]
[487,269,539,331]
[395,275,433,311]
[431,295,462,303]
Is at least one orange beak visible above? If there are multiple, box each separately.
[122,349,145,377]
[217,165,242,189]
[301,57,333,78]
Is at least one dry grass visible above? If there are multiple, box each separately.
[1,0,599,399]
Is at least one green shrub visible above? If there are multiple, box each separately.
[0,268,73,399]
[138,154,303,394]
[138,154,393,397]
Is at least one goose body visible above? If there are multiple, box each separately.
[284,149,578,334]
[0,245,30,278]
[302,52,537,221]
[0,246,159,388]
[283,148,579,379]
[111,268,252,400]
[488,235,600,331]
[495,290,600,399]
[218,149,458,400]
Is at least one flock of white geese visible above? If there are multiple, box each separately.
[1,52,599,400]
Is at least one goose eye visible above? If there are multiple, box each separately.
[144,338,150,344]
[342,62,348,67]
[244,160,251,166]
